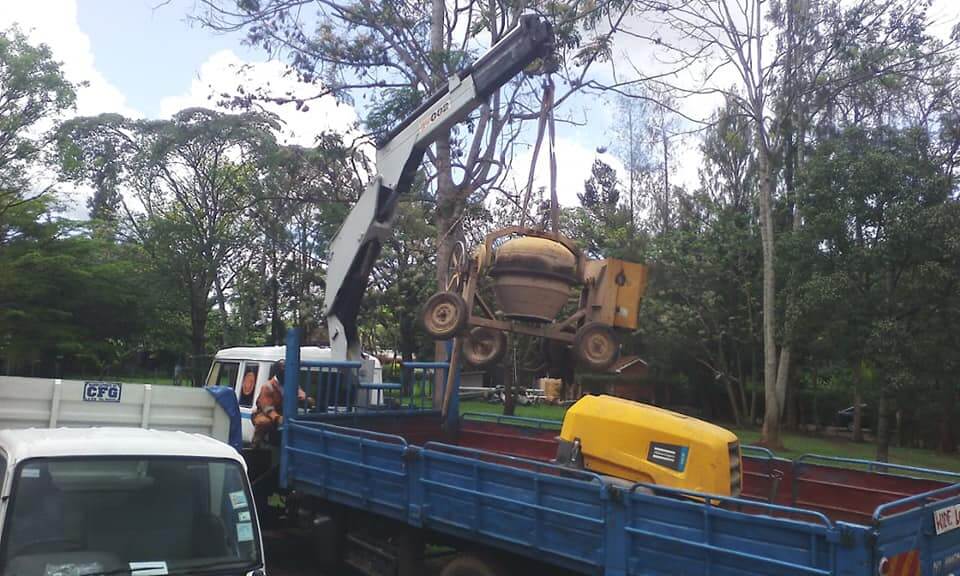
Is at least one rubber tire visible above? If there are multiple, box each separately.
[440,554,510,576]
[573,321,619,371]
[461,327,507,367]
[421,291,468,340]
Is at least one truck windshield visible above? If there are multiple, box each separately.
[0,457,261,576]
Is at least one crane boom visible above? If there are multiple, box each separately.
[322,15,554,367]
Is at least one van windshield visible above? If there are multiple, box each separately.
[0,457,261,576]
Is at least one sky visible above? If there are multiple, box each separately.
[2,0,959,217]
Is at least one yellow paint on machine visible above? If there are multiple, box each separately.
[583,259,649,330]
[560,394,740,496]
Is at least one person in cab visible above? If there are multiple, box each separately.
[251,361,311,444]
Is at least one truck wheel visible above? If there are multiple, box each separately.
[573,322,619,371]
[422,291,468,340]
[461,327,507,367]
[440,554,510,576]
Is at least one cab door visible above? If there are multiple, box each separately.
[237,361,263,445]
[207,360,250,443]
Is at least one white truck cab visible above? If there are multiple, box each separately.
[207,346,384,445]
[0,428,264,576]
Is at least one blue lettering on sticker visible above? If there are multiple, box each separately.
[83,382,122,403]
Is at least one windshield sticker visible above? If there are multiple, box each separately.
[45,562,103,576]
[238,510,251,522]
[21,467,40,479]
[229,490,248,509]
[128,561,168,575]
[237,522,254,542]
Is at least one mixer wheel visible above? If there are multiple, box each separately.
[422,291,468,340]
[573,322,619,371]
[461,327,507,367]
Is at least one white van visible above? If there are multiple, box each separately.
[206,346,384,445]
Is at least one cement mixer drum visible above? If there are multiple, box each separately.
[489,236,578,322]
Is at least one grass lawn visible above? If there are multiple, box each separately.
[460,400,566,422]
[460,400,960,474]
[732,427,960,474]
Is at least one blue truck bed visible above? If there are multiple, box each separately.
[276,341,960,575]
[279,409,960,575]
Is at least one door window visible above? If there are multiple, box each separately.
[207,362,240,390]
[238,364,259,408]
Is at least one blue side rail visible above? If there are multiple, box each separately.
[278,331,960,575]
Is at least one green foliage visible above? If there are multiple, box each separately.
[0,206,160,374]
[795,126,959,419]
[0,26,75,236]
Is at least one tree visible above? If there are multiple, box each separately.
[625,0,956,447]
[613,94,651,233]
[579,158,620,209]
[798,125,956,460]
[58,108,279,385]
[364,200,437,362]
[0,203,157,376]
[572,158,636,259]
[0,27,75,236]
[249,135,366,345]
[192,0,638,374]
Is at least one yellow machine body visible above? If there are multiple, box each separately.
[583,259,649,330]
[560,395,741,496]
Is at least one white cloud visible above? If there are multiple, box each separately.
[0,0,139,119]
[1,0,140,219]
[159,50,359,147]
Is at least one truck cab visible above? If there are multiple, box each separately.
[0,427,264,576]
[206,346,383,445]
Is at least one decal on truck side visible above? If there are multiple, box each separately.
[935,503,960,535]
[83,381,122,403]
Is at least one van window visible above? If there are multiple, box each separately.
[207,361,240,390]
[239,365,259,408]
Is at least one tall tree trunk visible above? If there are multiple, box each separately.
[876,390,890,463]
[940,380,956,453]
[852,367,864,442]
[724,377,743,427]
[749,349,759,423]
[736,349,749,424]
[786,375,798,431]
[717,341,742,426]
[502,361,516,416]
[758,144,781,449]
[811,366,820,431]
[661,122,670,235]
[270,248,282,345]
[214,274,229,348]
[189,287,209,388]
[430,0,460,408]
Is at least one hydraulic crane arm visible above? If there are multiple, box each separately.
[322,15,554,364]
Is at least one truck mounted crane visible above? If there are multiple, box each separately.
[321,14,554,376]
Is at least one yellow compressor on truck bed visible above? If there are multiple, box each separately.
[557,395,742,496]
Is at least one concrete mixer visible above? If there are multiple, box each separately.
[420,226,648,371]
